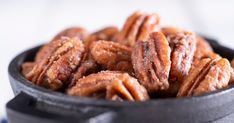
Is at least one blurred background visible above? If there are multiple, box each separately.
[0,0,234,120]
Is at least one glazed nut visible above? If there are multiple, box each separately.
[67,71,149,101]
[106,73,149,101]
[177,58,231,97]
[115,11,160,47]
[91,40,133,74]
[132,32,171,93]
[25,37,85,90]
[166,30,197,83]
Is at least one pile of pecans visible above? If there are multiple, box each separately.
[21,11,234,101]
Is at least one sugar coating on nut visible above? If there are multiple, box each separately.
[132,32,171,93]
[25,37,85,90]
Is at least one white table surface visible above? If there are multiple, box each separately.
[0,0,234,118]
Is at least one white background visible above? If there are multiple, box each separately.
[0,0,234,118]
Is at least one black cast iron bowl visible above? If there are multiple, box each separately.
[7,37,234,123]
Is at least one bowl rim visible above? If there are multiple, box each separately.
[8,43,234,107]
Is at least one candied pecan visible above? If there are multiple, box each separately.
[67,71,149,101]
[91,40,133,74]
[177,58,231,97]
[21,62,35,76]
[25,37,85,90]
[84,26,119,48]
[106,73,149,101]
[115,11,160,47]
[35,27,88,62]
[53,27,89,41]
[67,71,122,96]
[132,32,171,93]
[166,31,197,83]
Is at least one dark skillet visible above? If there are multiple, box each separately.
[6,37,234,123]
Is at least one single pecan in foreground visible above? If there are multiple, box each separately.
[106,73,149,101]
[25,37,85,90]
[67,71,149,101]
[132,32,171,93]
[91,40,133,74]
[166,30,197,83]
[177,58,231,97]
[67,71,122,97]
[84,26,119,48]
[115,11,160,47]
[52,27,89,41]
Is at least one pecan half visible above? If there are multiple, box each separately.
[165,31,197,83]
[25,37,85,90]
[91,40,133,74]
[132,32,171,93]
[35,27,88,62]
[67,71,122,96]
[115,11,160,47]
[177,58,231,97]
[67,71,149,101]
[53,27,89,41]
[106,73,149,101]
[84,26,119,48]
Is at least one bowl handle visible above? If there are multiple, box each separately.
[6,92,117,123]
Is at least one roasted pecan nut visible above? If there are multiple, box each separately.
[132,32,171,93]
[91,40,133,74]
[115,11,160,47]
[67,71,122,96]
[177,58,231,97]
[84,26,119,48]
[166,31,197,83]
[25,37,85,90]
[67,71,149,101]
[53,27,89,41]
[106,73,149,101]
